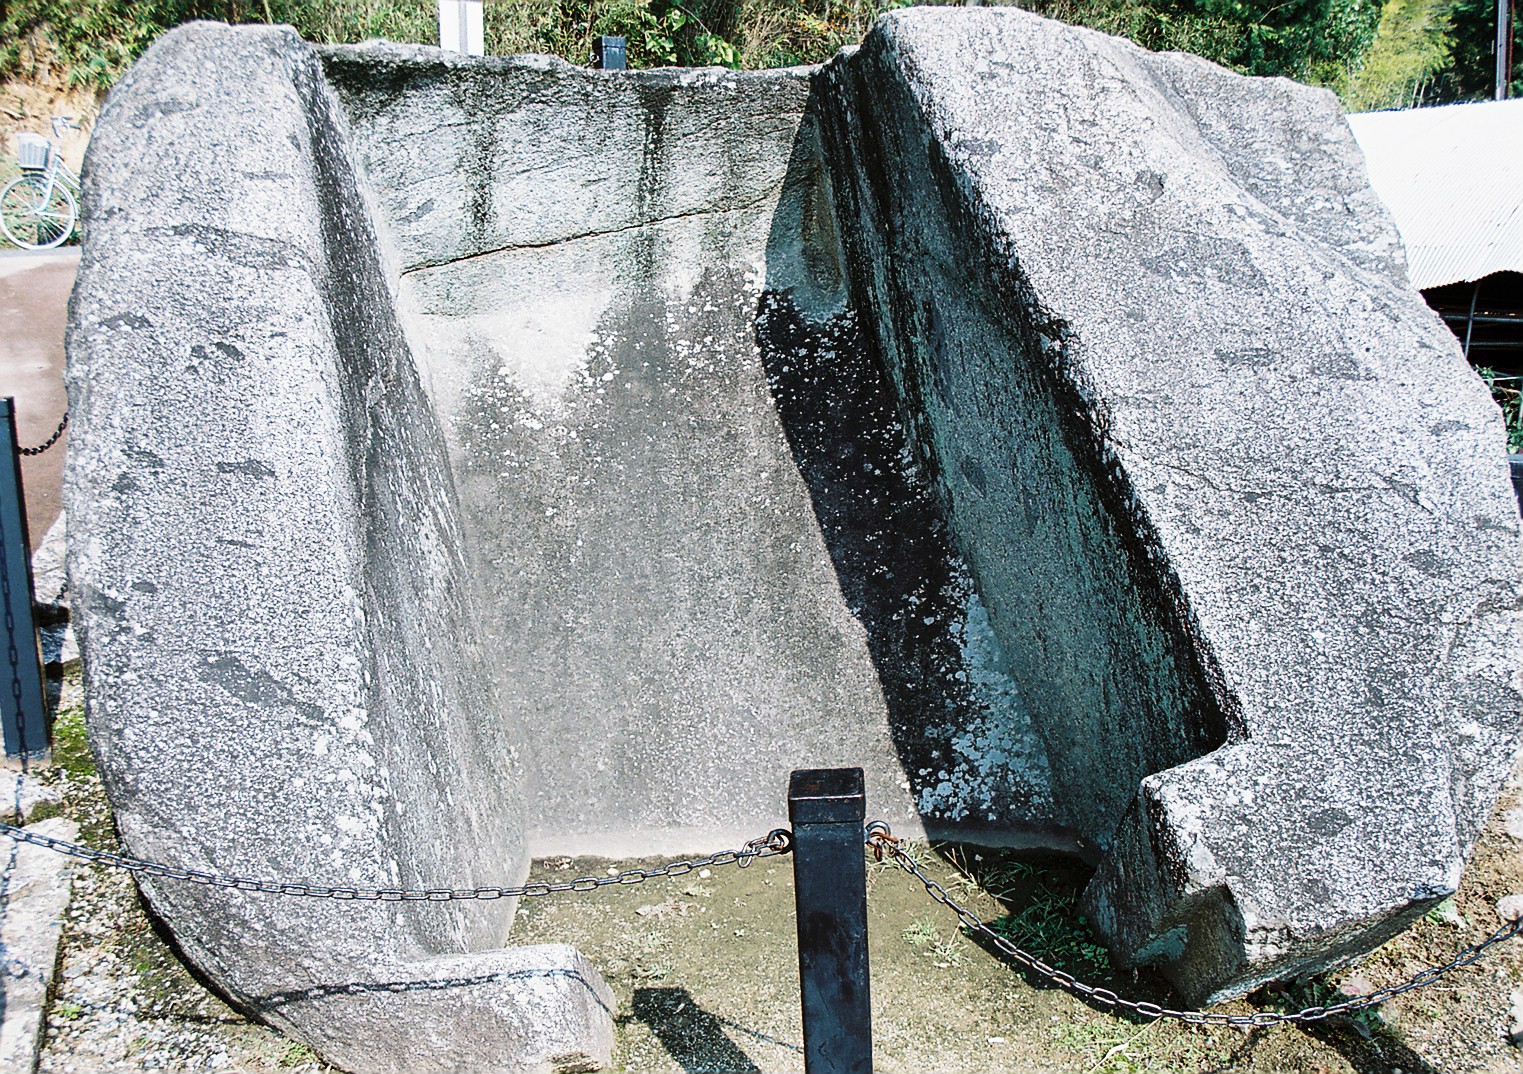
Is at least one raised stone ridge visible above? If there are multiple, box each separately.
[67,23,613,1072]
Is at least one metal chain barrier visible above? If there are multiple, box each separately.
[0,820,793,901]
[864,821,1523,1027]
[6,794,1518,1026]
[19,411,67,456]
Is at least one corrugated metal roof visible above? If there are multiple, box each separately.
[1345,99,1523,290]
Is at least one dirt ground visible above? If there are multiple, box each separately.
[511,810,1523,1074]
[20,660,1523,1074]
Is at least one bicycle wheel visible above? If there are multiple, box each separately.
[0,174,76,250]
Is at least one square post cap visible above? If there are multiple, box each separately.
[788,767,866,824]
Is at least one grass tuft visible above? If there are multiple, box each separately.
[49,702,94,779]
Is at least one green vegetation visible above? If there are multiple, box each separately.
[1034,0,1382,86]
[276,1040,322,1068]
[1340,0,1453,109]
[1342,0,1522,109]
[1274,976,1388,1038]
[1432,0,1523,100]
[1478,369,1523,454]
[987,884,1112,976]
[1050,1016,1245,1074]
[0,0,1515,106]
[51,1000,86,1021]
[900,911,967,964]
[50,701,95,779]
[943,846,1113,977]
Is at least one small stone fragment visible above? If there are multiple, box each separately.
[1339,974,1375,997]
[635,901,697,919]
[1505,808,1523,842]
[2,773,65,825]
[1509,991,1523,1047]
[1496,894,1523,923]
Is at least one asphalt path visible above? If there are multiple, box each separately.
[0,248,76,551]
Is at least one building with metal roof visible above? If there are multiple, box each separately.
[1347,98,1522,291]
[1346,99,1522,374]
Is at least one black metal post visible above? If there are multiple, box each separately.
[0,398,48,760]
[788,767,872,1074]
[593,36,627,70]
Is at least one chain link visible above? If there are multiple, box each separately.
[19,411,68,456]
[9,800,1515,1023]
[0,820,793,901]
[865,821,1523,1026]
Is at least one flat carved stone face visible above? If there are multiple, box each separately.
[325,46,1060,855]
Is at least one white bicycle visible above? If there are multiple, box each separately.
[2,117,81,250]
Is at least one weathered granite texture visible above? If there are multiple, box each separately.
[319,41,1056,853]
[66,4,1523,1051]
[68,18,1059,1073]
[67,24,611,1074]
[820,8,1523,1001]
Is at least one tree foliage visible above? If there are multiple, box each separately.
[1032,0,1381,83]
[1341,0,1454,110]
[1430,0,1523,100]
[0,0,1515,105]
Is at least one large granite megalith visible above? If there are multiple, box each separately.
[67,18,1056,1073]
[65,8,1521,1071]
[818,8,1523,1001]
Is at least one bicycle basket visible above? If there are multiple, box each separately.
[16,133,50,171]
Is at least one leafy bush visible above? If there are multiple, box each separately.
[1,2,438,89]
[1029,0,1383,84]
[1,1,184,89]
[1478,369,1523,454]
[0,1,1514,119]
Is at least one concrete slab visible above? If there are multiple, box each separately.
[0,817,78,1074]
[1,772,65,826]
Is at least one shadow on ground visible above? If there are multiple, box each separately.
[629,987,765,1074]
